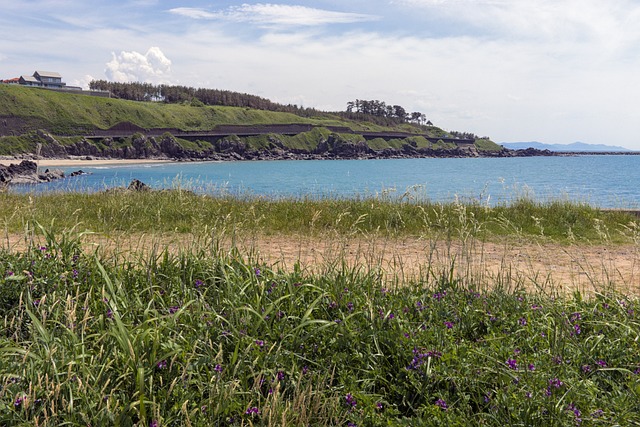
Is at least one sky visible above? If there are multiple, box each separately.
[1,0,640,148]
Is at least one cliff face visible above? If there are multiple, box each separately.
[29,131,526,161]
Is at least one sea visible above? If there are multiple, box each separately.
[9,155,640,208]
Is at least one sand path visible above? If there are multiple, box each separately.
[3,231,639,295]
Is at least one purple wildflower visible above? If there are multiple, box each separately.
[254,268,261,277]
[528,363,535,371]
[14,396,24,407]
[345,393,357,407]
[581,365,592,373]
[347,302,354,312]
[157,360,167,369]
[506,358,518,370]
[376,402,383,410]
[573,324,581,335]
[549,378,564,388]
[194,279,204,288]
[255,340,264,348]
[444,321,454,329]
[435,398,448,410]
[214,364,223,373]
[245,406,259,415]
[168,305,180,314]
[596,360,607,368]
[518,317,527,326]
[149,420,159,427]
[276,371,285,381]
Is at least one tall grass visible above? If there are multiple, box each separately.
[1,229,640,425]
[1,191,638,243]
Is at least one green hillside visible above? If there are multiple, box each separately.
[0,84,504,157]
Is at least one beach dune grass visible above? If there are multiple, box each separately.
[1,228,640,425]
[0,191,637,243]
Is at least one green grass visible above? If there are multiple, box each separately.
[0,191,637,244]
[0,85,504,156]
[1,228,639,425]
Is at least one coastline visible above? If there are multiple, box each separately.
[0,157,174,167]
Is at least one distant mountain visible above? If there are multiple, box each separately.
[501,141,633,152]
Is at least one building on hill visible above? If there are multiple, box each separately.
[18,71,66,88]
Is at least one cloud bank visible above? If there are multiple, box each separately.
[169,4,379,27]
[105,47,172,83]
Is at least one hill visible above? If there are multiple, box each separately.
[0,84,507,160]
[501,141,633,152]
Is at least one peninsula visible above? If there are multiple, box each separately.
[0,82,547,162]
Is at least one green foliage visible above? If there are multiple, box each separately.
[475,138,503,152]
[0,192,637,244]
[1,229,639,425]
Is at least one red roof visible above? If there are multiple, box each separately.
[2,77,20,83]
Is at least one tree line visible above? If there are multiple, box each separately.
[345,99,431,126]
[88,81,434,128]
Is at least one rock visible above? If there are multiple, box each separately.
[128,179,150,191]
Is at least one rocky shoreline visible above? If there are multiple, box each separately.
[0,160,86,185]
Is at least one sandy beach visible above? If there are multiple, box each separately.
[0,157,173,167]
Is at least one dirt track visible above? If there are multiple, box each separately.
[3,232,639,295]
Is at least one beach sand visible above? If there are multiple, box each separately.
[0,157,173,167]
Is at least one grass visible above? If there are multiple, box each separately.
[0,85,505,156]
[2,193,640,424]
[0,191,637,244]
[1,225,640,425]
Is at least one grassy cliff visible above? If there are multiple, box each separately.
[0,84,504,157]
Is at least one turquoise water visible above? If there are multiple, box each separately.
[11,156,640,208]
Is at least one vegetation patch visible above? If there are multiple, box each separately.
[0,228,639,425]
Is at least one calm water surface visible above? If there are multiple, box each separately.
[11,156,640,208]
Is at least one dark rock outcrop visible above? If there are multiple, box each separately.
[0,160,85,184]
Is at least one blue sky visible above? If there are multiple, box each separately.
[2,0,640,148]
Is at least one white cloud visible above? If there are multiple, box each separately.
[169,4,378,27]
[105,47,172,83]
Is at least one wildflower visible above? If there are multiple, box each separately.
[596,360,607,368]
[149,420,159,427]
[435,398,448,410]
[345,393,357,407]
[567,403,582,423]
[387,312,395,320]
[347,423,357,427]
[444,321,454,329]
[573,324,581,335]
[433,291,446,301]
[531,304,542,310]
[276,371,285,381]
[549,378,564,388]
[591,409,604,418]
[528,363,535,371]
[525,392,532,399]
[255,340,264,348]
[581,364,591,373]
[72,269,79,278]
[302,366,309,375]
[157,360,167,369]
[194,279,204,288]
[254,268,261,277]
[347,302,354,312]
[245,406,259,415]
[169,305,180,314]
[518,317,527,326]
[14,396,24,407]
[328,301,338,309]
[214,364,223,373]
[506,358,518,370]
[376,402,383,410]
[106,309,113,319]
